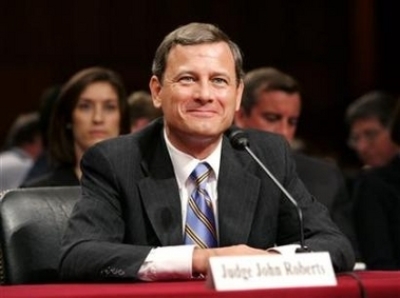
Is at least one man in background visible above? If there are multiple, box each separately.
[0,112,43,191]
[345,90,399,169]
[235,67,359,259]
[347,91,400,269]
[128,90,162,133]
[22,85,61,184]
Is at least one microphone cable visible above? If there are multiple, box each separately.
[337,271,368,298]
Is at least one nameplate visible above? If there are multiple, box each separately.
[206,252,337,291]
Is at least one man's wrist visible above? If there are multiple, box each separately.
[192,247,213,276]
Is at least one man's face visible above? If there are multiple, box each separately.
[236,90,301,143]
[149,42,243,150]
[348,117,399,167]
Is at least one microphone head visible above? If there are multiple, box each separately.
[225,126,249,150]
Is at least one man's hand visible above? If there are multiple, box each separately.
[192,245,279,276]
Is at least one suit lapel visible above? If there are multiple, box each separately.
[138,129,183,246]
[136,125,261,247]
[218,137,261,246]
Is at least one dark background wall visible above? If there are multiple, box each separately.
[1,0,398,168]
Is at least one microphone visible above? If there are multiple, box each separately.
[226,126,310,253]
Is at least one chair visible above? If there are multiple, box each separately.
[0,186,80,284]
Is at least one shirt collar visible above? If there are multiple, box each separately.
[163,128,222,188]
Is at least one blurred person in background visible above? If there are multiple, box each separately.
[22,85,61,184]
[345,90,399,169]
[127,90,163,133]
[0,112,43,191]
[23,66,130,187]
[235,66,359,260]
[350,94,400,270]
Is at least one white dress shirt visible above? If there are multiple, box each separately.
[0,147,34,191]
[137,129,222,281]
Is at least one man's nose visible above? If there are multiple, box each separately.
[277,122,293,142]
[195,81,214,102]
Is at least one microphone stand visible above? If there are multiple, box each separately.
[243,145,309,253]
[227,127,310,253]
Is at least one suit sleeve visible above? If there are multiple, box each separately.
[59,144,152,281]
[330,167,360,260]
[353,173,398,269]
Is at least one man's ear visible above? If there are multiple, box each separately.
[149,75,162,108]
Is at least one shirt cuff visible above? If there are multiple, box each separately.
[267,244,301,255]
[137,245,196,281]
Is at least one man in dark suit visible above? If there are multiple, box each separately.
[352,154,400,269]
[60,22,355,281]
[351,96,400,269]
[234,67,359,259]
[346,91,399,169]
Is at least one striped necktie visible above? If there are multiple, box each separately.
[184,162,217,248]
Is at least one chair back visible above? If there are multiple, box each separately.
[0,186,80,284]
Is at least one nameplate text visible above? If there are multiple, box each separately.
[206,252,336,291]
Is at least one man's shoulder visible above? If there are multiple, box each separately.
[92,134,136,154]
[0,148,33,168]
[293,152,345,186]
[357,156,400,184]
[244,128,287,148]
[294,152,338,172]
[94,119,163,153]
[245,127,283,139]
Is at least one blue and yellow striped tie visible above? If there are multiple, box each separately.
[184,162,217,248]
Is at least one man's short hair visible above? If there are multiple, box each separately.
[345,90,397,128]
[4,112,41,149]
[241,67,300,114]
[127,90,162,124]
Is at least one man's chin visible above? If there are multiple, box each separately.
[190,122,221,133]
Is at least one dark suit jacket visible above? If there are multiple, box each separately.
[22,150,53,184]
[353,155,400,269]
[60,120,355,281]
[294,153,359,259]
